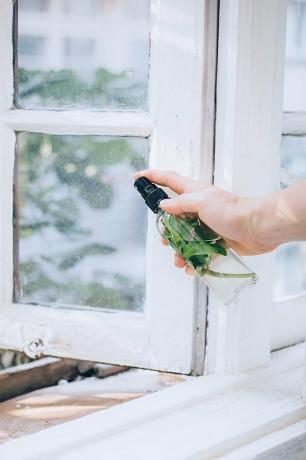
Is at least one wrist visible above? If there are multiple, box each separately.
[249,193,285,249]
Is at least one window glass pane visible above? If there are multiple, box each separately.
[16,0,150,110]
[275,243,306,297]
[280,135,306,187]
[62,0,96,15]
[274,136,306,298]
[19,35,46,56]
[19,0,49,12]
[15,133,148,311]
[283,0,306,112]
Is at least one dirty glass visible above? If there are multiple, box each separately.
[14,134,148,311]
[16,0,150,110]
[274,136,306,298]
[283,0,306,111]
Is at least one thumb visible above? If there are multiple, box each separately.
[159,193,200,216]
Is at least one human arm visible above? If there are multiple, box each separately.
[134,170,306,273]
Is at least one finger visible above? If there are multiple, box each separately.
[161,237,169,246]
[134,169,203,194]
[224,238,260,256]
[184,265,195,276]
[225,238,277,256]
[174,253,186,268]
[160,193,201,216]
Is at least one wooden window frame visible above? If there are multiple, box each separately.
[271,0,306,351]
[0,0,298,376]
[3,2,306,457]
[205,0,305,366]
[205,0,287,373]
[0,0,219,375]
[272,112,306,350]
[0,343,305,458]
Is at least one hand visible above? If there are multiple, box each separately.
[135,169,278,275]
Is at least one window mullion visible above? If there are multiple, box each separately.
[205,0,287,374]
[0,2,15,305]
[2,110,153,137]
[0,2,14,112]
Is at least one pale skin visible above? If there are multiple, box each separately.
[135,169,306,276]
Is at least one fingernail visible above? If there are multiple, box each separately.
[133,170,146,178]
[185,266,194,276]
[160,199,171,208]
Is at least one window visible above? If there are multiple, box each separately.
[63,0,96,15]
[2,3,306,458]
[0,0,296,378]
[0,0,215,374]
[15,133,147,311]
[17,0,149,110]
[19,0,49,13]
[283,0,306,112]
[18,35,45,56]
[272,0,306,351]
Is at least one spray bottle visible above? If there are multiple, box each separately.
[134,176,257,305]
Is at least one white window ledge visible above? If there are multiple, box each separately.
[1,344,306,460]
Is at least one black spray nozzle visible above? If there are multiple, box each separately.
[134,176,169,213]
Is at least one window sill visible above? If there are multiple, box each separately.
[0,365,187,444]
[0,344,305,459]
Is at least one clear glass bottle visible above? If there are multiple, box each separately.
[134,177,257,305]
[157,210,257,304]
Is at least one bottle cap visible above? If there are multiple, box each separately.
[134,177,169,213]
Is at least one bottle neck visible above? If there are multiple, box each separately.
[156,207,164,218]
[156,208,165,236]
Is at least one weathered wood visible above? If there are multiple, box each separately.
[0,345,303,459]
[93,364,129,379]
[0,357,78,402]
[76,361,96,375]
[0,368,183,444]
[0,356,130,403]
[77,361,129,378]
[0,349,31,370]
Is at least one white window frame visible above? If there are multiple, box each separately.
[0,0,300,376]
[3,1,306,457]
[0,0,219,374]
[271,117,306,351]
[0,343,305,459]
[205,0,287,373]
[205,0,306,368]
